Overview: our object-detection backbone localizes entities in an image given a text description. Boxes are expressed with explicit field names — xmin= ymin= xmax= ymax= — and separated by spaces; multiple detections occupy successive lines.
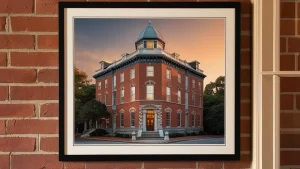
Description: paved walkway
xmin=79 ymin=135 xmax=223 ymax=144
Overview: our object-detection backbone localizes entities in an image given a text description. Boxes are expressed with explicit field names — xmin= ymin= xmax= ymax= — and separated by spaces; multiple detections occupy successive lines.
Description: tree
xmin=203 ymin=76 xmax=225 ymax=135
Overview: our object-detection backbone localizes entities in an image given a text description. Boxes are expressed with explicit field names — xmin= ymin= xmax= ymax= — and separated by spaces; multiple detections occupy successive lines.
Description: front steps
xmin=138 ymin=131 xmax=164 ymax=140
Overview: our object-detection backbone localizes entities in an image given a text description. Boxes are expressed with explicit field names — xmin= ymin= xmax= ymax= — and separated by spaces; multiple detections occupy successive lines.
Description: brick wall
xmin=280 ymin=0 xmax=300 ymax=168
xmin=0 ymin=0 xmax=251 ymax=169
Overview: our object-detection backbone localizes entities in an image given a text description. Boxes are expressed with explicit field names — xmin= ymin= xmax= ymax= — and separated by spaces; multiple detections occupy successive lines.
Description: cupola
xmin=135 ymin=21 xmax=165 ymax=50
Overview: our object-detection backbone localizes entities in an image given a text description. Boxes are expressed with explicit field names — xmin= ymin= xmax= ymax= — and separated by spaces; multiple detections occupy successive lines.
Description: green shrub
xmin=199 ymin=130 xmax=205 ymax=135
xmin=191 ymin=132 xmax=197 ymax=136
xmin=89 ymin=129 xmax=108 ymax=137
xmin=123 ymin=134 xmax=130 ymax=138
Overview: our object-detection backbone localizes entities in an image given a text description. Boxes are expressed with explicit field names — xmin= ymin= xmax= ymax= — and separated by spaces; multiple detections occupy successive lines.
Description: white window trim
xmin=146 ymin=84 xmax=154 ymax=100
xmin=120 ymin=88 xmax=124 ymax=103
xmin=131 ymin=85 xmax=135 ymax=101
xmin=165 ymin=108 xmax=172 ymax=128
xmin=177 ymin=89 xmax=181 ymax=104
xmin=120 ymin=73 xmax=124 ymax=82
xmin=105 ymin=79 xmax=108 ymax=88
xmin=166 ymin=69 xmax=171 ymax=80
xmin=191 ymin=113 xmax=195 ymax=127
xmin=130 ymin=69 xmax=135 ymax=79
xmin=166 ymin=87 xmax=171 ymax=102
xmin=130 ymin=111 xmax=135 ymax=128
xmin=98 ymin=81 xmax=101 ymax=90
xmin=178 ymin=73 xmax=181 ymax=83
xmin=120 ymin=110 xmax=124 ymax=128
xmin=146 ymin=66 xmax=154 ymax=77
xmin=177 ymin=110 xmax=182 ymax=127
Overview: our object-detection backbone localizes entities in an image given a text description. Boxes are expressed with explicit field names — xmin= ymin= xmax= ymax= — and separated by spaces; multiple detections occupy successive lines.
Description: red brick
xmin=281 ymin=113 xmax=300 ymax=128
xmin=11 ymin=52 xmax=58 ymax=66
xmin=0 ymin=52 xmax=7 ymax=66
xmin=40 ymin=103 xmax=58 ymax=117
xmin=0 ymin=0 xmax=34 ymax=13
xmin=40 ymin=137 xmax=58 ymax=152
xmin=0 ymin=69 xmax=36 ymax=83
xmin=223 ymin=154 xmax=251 ymax=169
xmin=281 ymin=37 xmax=287 ymax=53
xmin=65 ymin=162 xmax=85 ymax=169
xmin=288 ymin=37 xmax=300 ymax=52
xmin=241 ymin=16 xmax=250 ymax=31
xmin=0 ymin=104 xmax=35 ymax=117
xmin=241 ymin=136 xmax=250 ymax=151
xmin=0 ymin=86 xmax=8 ymax=101
xmin=241 ymin=35 xmax=250 ymax=49
xmin=241 ymin=86 xmax=251 ymax=100
xmin=144 ymin=161 xmax=195 ymax=169
xmin=86 ymin=162 xmax=142 ymax=169
xmin=0 ymin=137 xmax=35 ymax=152
xmin=36 ymin=0 xmax=86 ymax=14
xmin=0 ymin=17 xmax=6 ymax=31
xmin=38 ymin=69 xmax=58 ymax=83
xmin=281 ymin=151 xmax=300 ymax=165
xmin=280 ymin=20 xmax=296 ymax=35
xmin=281 ymin=134 xmax=300 ymax=148
xmin=280 ymin=94 xmax=294 ymax=110
xmin=197 ymin=162 xmax=223 ymax=169
xmin=240 ymin=102 xmax=250 ymax=116
xmin=0 ymin=155 xmax=9 ymax=169
xmin=37 ymin=35 xmax=58 ymax=49
xmin=280 ymin=54 xmax=295 ymax=71
xmin=0 ymin=35 xmax=34 ymax=49
xmin=241 ymin=50 xmax=250 ymax=66
xmin=0 ymin=120 xmax=5 ymax=135
xmin=241 ymin=119 xmax=250 ymax=134
xmin=281 ymin=2 xmax=296 ymax=18
xmin=11 ymin=155 xmax=62 ymax=169
xmin=240 ymin=69 xmax=250 ymax=83
xmin=297 ymin=95 xmax=300 ymax=110
xmin=11 ymin=17 xmax=58 ymax=32
xmin=7 ymin=120 xmax=58 ymax=134
xmin=281 ymin=77 xmax=300 ymax=92
xmin=10 ymin=86 xmax=58 ymax=100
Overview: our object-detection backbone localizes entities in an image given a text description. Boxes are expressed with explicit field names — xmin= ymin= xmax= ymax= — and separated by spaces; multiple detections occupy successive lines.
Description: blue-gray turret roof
xmin=137 ymin=21 xmax=163 ymax=41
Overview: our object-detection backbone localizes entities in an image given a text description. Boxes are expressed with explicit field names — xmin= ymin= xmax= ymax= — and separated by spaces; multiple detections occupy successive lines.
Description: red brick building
xmin=93 ymin=22 xmax=206 ymax=136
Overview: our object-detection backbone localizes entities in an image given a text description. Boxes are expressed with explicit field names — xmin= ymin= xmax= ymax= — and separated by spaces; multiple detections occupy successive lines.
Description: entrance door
xmin=146 ymin=110 xmax=154 ymax=131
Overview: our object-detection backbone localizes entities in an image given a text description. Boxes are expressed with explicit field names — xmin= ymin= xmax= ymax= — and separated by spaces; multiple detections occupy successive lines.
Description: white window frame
xmin=191 ymin=113 xmax=195 ymax=127
xmin=177 ymin=110 xmax=181 ymax=127
xmin=120 ymin=110 xmax=124 ymax=128
xmin=177 ymin=89 xmax=181 ymax=104
xmin=105 ymin=93 xmax=108 ymax=105
xmin=166 ymin=87 xmax=171 ymax=102
xmin=166 ymin=111 xmax=171 ymax=127
xmin=192 ymin=79 xmax=195 ymax=88
xmin=98 ymin=81 xmax=101 ymax=90
xmin=130 ymin=69 xmax=135 ymax=79
xmin=146 ymin=66 xmax=154 ymax=77
xmin=166 ymin=69 xmax=171 ymax=79
xmin=131 ymin=85 xmax=135 ymax=101
xmin=178 ymin=73 xmax=181 ymax=83
xmin=146 ymin=85 xmax=154 ymax=100
xmin=113 ymin=75 xmax=116 ymax=88
xmin=120 ymin=88 xmax=124 ymax=103
xmin=105 ymin=79 xmax=108 ymax=88
xmin=120 ymin=73 xmax=124 ymax=82
xmin=130 ymin=111 xmax=135 ymax=127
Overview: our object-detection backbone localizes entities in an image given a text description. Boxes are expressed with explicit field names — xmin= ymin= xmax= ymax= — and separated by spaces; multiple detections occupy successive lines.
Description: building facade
xmin=93 ymin=22 xmax=206 ymax=136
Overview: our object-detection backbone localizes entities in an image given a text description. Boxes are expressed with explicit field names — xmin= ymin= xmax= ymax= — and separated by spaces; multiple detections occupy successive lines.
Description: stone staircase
xmin=138 ymin=131 xmax=164 ymax=140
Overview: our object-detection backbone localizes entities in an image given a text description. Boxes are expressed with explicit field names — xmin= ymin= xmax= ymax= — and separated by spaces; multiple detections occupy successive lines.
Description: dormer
xmin=135 ymin=21 xmax=165 ymax=50
xmin=99 ymin=61 xmax=110 ymax=70
xmin=188 ymin=61 xmax=200 ymax=70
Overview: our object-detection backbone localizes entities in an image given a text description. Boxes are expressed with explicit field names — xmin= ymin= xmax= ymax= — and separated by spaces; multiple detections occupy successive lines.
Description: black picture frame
xmin=59 ymin=2 xmax=241 ymax=161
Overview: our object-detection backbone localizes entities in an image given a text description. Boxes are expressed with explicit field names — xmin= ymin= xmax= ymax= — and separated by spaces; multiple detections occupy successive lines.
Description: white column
xmin=143 ymin=110 xmax=146 ymax=131
xmin=154 ymin=110 xmax=158 ymax=132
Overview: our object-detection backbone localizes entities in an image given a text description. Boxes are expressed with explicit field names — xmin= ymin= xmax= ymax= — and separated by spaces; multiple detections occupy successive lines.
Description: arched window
xmin=177 ymin=110 xmax=182 ymax=127
xmin=120 ymin=109 xmax=124 ymax=127
xmin=129 ymin=107 xmax=136 ymax=127
xmin=191 ymin=112 xmax=195 ymax=127
xmin=165 ymin=107 xmax=172 ymax=127
xmin=166 ymin=87 xmax=171 ymax=102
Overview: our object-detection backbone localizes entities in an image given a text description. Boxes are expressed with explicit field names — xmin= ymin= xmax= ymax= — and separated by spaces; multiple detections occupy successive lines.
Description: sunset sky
xmin=74 ymin=18 xmax=225 ymax=87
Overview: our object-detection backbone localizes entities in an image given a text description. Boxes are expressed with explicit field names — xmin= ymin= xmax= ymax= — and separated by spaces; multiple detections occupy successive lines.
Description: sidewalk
xmin=79 ymin=135 xmax=223 ymax=143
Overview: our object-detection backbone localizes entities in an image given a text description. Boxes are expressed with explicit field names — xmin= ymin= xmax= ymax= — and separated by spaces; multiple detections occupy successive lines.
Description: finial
xmin=148 ymin=20 xmax=151 ymax=24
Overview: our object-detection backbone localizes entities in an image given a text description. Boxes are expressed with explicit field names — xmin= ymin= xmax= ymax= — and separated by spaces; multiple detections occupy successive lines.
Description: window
xmin=166 ymin=87 xmax=171 ymax=102
xmin=98 ymin=82 xmax=101 ymax=90
xmin=105 ymin=79 xmax=108 ymax=88
xmin=113 ymin=75 xmax=116 ymax=88
xmin=192 ymin=114 xmax=195 ymax=127
xmin=105 ymin=93 xmax=108 ymax=105
xmin=131 ymin=86 xmax=135 ymax=101
xmin=146 ymin=66 xmax=154 ymax=77
xmin=192 ymin=79 xmax=195 ymax=88
xmin=130 ymin=69 xmax=135 ymax=79
xmin=120 ymin=88 xmax=124 ymax=103
xmin=120 ymin=113 xmax=124 ymax=127
xmin=146 ymin=85 xmax=154 ymax=100
xmin=198 ymin=114 xmax=201 ymax=127
xmin=177 ymin=89 xmax=181 ymax=104
xmin=199 ymin=81 xmax=201 ymax=91
xmin=177 ymin=112 xmax=181 ymax=127
xmin=185 ymin=76 xmax=188 ymax=90
xmin=120 ymin=73 xmax=124 ymax=82
xmin=166 ymin=69 xmax=171 ymax=79
xmin=143 ymin=41 xmax=147 ymax=48
xmin=192 ymin=93 xmax=195 ymax=106
xmin=178 ymin=74 xmax=181 ymax=83
xmin=98 ymin=94 xmax=101 ymax=102
xmin=199 ymin=95 xmax=202 ymax=107
xmin=166 ymin=112 xmax=170 ymax=127
xmin=154 ymin=41 xmax=157 ymax=48
xmin=130 ymin=112 xmax=135 ymax=127
xmin=147 ymin=41 xmax=154 ymax=48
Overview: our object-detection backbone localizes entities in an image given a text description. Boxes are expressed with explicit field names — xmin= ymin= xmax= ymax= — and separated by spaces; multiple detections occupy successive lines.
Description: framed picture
xmin=59 ymin=2 xmax=241 ymax=161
